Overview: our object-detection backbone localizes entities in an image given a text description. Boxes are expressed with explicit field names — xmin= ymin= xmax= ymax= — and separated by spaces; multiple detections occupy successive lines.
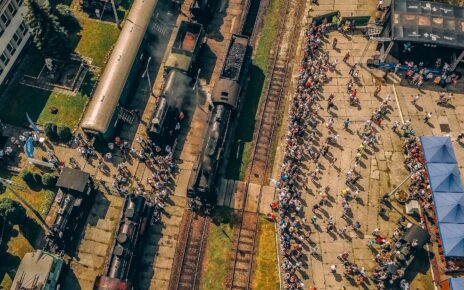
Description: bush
xmin=55 ymin=4 xmax=80 ymax=32
xmin=57 ymin=126 xmax=72 ymax=142
xmin=44 ymin=122 xmax=58 ymax=140
xmin=33 ymin=173 xmax=42 ymax=185
xmin=0 ymin=183 xmax=5 ymax=194
xmin=0 ymin=198 xmax=26 ymax=225
xmin=42 ymin=173 xmax=57 ymax=188
xmin=19 ymin=169 xmax=34 ymax=184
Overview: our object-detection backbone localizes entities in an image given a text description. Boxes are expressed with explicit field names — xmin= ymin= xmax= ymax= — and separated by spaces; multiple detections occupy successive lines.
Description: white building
xmin=0 ymin=0 xmax=30 ymax=88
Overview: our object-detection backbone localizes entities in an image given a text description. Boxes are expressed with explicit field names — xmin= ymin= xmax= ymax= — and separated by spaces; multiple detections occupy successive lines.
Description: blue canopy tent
xmin=433 ymin=192 xmax=464 ymax=224
xmin=450 ymin=277 xmax=464 ymax=290
xmin=427 ymin=163 xmax=464 ymax=193
xmin=439 ymin=223 xmax=464 ymax=258
xmin=420 ymin=136 xmax=457 ymax=164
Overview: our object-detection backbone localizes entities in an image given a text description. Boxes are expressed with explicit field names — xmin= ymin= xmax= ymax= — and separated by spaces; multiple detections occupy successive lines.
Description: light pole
xmin=142 ymin=56 xmax=154 ymax=96
xmin=110 ymin=0 xmax=121 ymax=29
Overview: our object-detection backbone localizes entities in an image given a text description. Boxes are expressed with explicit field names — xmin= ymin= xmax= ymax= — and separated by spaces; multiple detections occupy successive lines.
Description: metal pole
xmin=142 ymin=57 xmax=153 ymax=96
xmin=381 ymin=41 xmax=394 ymax=62
xmin=450 ymin=49 xmax=464 ymax=71
xmin=111 ymin=0 xmax=121 ymax=29
xmin=388 ymin=173 xmax=413 ymax=197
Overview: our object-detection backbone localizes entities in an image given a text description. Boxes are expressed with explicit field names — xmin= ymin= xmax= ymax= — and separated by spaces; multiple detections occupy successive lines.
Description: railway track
xmin=248 ymin=0 xmax=303 ymax=184
xmin=227 ymin=0 xmax=304 ymax=288
xmin=169 ymin=211 xmax=209 ymax=290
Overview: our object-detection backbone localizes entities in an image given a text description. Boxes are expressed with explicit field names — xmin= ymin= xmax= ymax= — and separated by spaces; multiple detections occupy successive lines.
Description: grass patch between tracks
xmin=200 ymin=207 xmax=238 ymax=290
xmin=225 ymin=0 xmax=285 ymax=180
xmin=253 ymin=215 xmax=279 ymax=290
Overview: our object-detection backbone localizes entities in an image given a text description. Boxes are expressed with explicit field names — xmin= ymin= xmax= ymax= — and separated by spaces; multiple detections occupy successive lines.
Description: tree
xmin=42 ymin=173 xmax=57 ymax=188
xmin=19 ymin=169 xmax=34 ymax=184
xmin=44 ymin=122 xmax=58 ymax=140
xmin=54 ymin=4 xmax=80 ymax=32
xmin=24 ymin=0 xmax=71 ymax=59
xmin=0 ymin=198 xmax=26 ymax=225
xmin=33 ymin=173 xmax=43 ymax=185
xmin=57 ymin=126 xmax=72 ymax=142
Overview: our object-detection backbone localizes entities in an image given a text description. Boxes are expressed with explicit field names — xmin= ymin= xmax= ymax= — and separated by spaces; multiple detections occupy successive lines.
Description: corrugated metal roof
xmin=81 ymin=0 xmax=157 ymax=134
xmin=56 ymin=167 xmax=90 ymax=193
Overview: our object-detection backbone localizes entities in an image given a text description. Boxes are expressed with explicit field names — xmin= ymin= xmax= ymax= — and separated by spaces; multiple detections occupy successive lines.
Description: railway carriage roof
xmin=81 ymin=0 xmax=157 ymax=133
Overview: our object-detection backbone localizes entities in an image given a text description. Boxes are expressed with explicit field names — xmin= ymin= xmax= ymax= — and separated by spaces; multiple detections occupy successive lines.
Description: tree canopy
xmin=24 ymin=0 xmax=71 ymax=59
xmin=0 ymin=198 xmax=26 ymax=225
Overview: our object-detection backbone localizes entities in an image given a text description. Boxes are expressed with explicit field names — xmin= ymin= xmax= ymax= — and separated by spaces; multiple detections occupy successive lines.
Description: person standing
xmin=343 ymin=118 xmax=351 ymax=129
xmin=424 ymin=112 xmax=432 ymax=123
xmin=343 ymin=52 xmax=350 ymax=63
xmin=412 ymin=94 xmax=420 ymax=105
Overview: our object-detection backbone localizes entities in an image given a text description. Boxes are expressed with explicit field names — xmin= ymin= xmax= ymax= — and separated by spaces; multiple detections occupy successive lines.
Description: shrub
xmin=33 ymin=173 xmax=42 ymax=185
xmin=0 ymin=182 xmax=5 ymax=194
xmin=0 ymin=198 xmax=26 ymax=225
xmin=57 ymin=126 xmax=72 ymax=142
xmin=55 ymin=4 xmax=80 ymax=32
xmin=42 ymin=173 xmax=57 ymax=188
xmin=19 ymin=169 xmax=34 ymax=184
xmin=44 ymin=122 xmax=58 ymax=140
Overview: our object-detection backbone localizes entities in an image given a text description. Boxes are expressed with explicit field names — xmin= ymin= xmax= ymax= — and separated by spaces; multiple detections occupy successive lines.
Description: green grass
xmin=73 ymin=17 xmax=120 ymax=67
xmin=200 ymin=208 xmax=238 ymax=290
xmin=0 ymin=84 xmax=88 ymax=128
xmin=253 ymin=216 xmax=279 ymax=290
xmin=37 ymin=92 xmax=88 ymax=128
xmin=0 ymin=170 xmax=56 ymax=288
xmin=225 ymin=0 xmax=284 ymax=180
xmin=0 ymin=170 xmax=56 ymax=218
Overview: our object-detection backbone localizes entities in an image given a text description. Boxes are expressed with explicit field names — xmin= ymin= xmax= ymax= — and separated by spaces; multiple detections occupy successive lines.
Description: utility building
xmin=0 ymin=0 xmax=30 ymax=91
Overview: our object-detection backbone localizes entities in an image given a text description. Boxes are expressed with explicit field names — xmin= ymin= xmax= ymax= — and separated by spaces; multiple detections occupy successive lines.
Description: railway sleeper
xmin=251 ymin=156 xmax=266 ymax=164
xmin=269 ymin=85 xmax=283 ymax=93
xmin=235 ymin=246 xmax=253 ymax=254
xmin=179 ymin=273 xmax=196 ymax=281
xmin=238 ymin=243 xmax=254 ymax=252
xmin=256 ymin=141 xmax=270 ymax=149
xmin=237 ymin=238 xmax=254 ymax=246
xmin=263 ymin=109 xmax=276 ymax=119
xmin=259 ymin=119 xmax=275 ymax=129
xmin=179 ymin=267 xmax=196 ymax=275
xmin=234 ymin=260 xmax=251 ymax=271
xmin=182 ymin=258 xmax=197 ymax=271
xmin=236 ymin=254 xmax=252 ymax=264
xmin=256 ymin=138 xmax=270 ymax=147
xmin=255 ymin=142 xmax=269 ymax=151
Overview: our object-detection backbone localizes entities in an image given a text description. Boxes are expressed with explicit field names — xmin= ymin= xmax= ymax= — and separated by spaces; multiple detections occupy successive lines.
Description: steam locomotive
xmin=190 ymin=0 xmax=217 ymax=23
xmin=94 ymin=195 xmax=154 ymax=290
xmin=148 ymin=21 xmax=205 ymax=149
xmin=45 ymin=168 xmax=94 ymax=253
xmin=188 ymin=34 xmax=250 ymax=209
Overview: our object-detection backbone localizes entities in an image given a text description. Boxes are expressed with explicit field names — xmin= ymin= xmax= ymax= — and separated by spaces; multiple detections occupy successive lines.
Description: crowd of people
xmin=73 ymin=132 xmax=177 ymax=225
xmin=270 ymin=15 xmax=434 ymax=289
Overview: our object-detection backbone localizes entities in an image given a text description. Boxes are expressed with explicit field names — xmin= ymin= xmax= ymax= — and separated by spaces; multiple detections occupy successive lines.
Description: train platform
xmin=269 ymin=0 xmax=464 ymax=289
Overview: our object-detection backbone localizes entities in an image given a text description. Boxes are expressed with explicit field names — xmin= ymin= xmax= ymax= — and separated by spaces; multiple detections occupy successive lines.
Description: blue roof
xmin=433 ymin=192 xmax=464 ymax=223
xmin=427 ymin=163 xmax=464 ymax=193
xmin=439 ymin=223 xmax=464 ymax=257
xmin=450 ymin=277 xmax=464 ymax=290
xmin=420 ymin=136 xmax=457 ymax=164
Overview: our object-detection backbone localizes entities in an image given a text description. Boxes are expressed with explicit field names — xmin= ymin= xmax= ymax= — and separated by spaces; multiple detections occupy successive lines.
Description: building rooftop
xmin=56 ymin=168 xmax=90 ymax=193
xmin=10 ymin=250 xmax=63 ymax=290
